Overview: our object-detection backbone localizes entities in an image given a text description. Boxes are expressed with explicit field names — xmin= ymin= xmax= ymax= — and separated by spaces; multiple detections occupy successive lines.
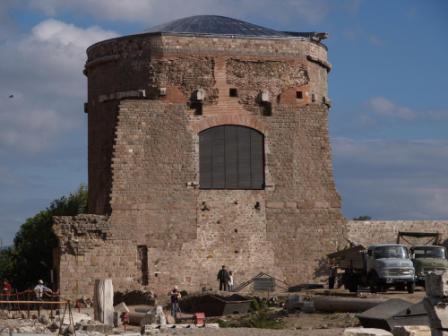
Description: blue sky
xmin=0 ymin=0 xmax=447 ymax=245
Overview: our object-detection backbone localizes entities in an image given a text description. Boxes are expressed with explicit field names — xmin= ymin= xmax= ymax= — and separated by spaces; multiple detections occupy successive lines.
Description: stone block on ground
xmin=0 ymin=310 xmax=11 ymax=319
xmin=155 ymin=305 xmax=166 ymax=326
xmin=140 ymin=311 xmax=156 ymax=326
xmin=392 ymin=325 xmax=431 ymax=336
xmin=423 ymin=297 xmax=448 ymax=330
xmin=165 ymin=312 xmax=175 ymax=324
xmin=286 ymin=294 xmax=303 ymax=311
xmin=77 ymin=321 xmax=114 ymax=333
xmin=60 ymin=311 xmax=91 ymax=325
xmin=114 ymin=302 xmax=130 ymax=313
xmin=205 ymin=323 xmax=220 ymax=329
xmin=426 ymin=272 xmax=448 ymax=298
xmin=38 ymin=314 xmax=50 ymax=325
xmin=11 ymin=333 xmax=53 ymax=336
xmin=93 ymin=278 xmax=114 ymax=326
xmin=344 ymin=327 xmax=393 ymax=336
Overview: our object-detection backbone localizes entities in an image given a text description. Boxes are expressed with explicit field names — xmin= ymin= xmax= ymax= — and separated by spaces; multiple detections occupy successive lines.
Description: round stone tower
xmin=57 ymin=15 xmax=344 ymax=298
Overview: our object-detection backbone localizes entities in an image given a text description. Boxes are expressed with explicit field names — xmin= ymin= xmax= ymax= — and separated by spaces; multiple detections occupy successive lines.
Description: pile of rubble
xmin=0 ymin=309 xmax=63 ymax=334
xmin=342 ymin=271 xmax=448 ymax=336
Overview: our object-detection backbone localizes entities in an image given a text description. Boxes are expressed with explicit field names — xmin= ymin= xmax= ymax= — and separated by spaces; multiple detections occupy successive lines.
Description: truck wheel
xmin=369 ymin=275 xmax=380 ymax=293
xmin=348 ymin=281 xmax=358 ymax=293
xmin=407 ymin=281 xmax=415 ymax=294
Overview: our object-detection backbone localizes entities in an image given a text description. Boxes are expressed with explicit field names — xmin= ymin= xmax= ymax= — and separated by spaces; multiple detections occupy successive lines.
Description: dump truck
xmin=411 ymin=245 xmax=448 ymax=286
xmin=328 ymin=244 xmax=415 ymax=293
xmin=396 ymin=231 xmax=448 ymax=287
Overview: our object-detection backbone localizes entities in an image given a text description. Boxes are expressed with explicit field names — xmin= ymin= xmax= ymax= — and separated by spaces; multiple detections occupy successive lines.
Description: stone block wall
xmin=54 ymin=29 xmax=348 ymax=299
xmin=53 ymin=18 xmax=448 ymax=301
xmin=84 ymin=33 xmax=331 ymax=215
xmin=53 ymin=215 xmax=142 ymax=299
xmin=346 ymin=220 xmax=448 ymax=247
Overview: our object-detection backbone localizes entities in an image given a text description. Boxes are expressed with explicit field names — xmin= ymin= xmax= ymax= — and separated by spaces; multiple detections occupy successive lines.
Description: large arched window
xmin=199 ymin=125 xmax=265 ymax=189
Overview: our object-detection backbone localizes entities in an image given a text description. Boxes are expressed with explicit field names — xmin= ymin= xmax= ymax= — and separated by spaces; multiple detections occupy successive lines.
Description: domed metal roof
xmin=147 ymin=15 xmax=289 ymax=37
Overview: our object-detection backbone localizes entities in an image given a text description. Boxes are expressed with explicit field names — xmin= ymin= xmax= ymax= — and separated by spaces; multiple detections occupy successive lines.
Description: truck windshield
xmin=373 ymin=246 xmax=409 ymax=259
xmin=412 ymin=246 xmax=446 ymax=259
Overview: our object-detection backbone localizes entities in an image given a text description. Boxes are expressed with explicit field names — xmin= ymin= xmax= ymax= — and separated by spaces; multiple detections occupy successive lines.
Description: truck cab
xmin=410 ymin=245 xmax=448 ymax=286
xmin=366 ymin=244 xmax=415 ymax=293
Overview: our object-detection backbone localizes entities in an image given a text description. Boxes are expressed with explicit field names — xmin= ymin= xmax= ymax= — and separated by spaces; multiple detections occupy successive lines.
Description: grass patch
xmin=218 ymin=299 xmax=285 ymax=329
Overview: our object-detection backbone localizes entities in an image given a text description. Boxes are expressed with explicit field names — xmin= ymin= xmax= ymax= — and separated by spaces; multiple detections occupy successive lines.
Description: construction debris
xmin=285 ymin=295 xmax=303 ymax=311
xmin=180 ymin=294 xmax=251 ymax=316
xmin=391 ymin=325 xmax=431 ymax=336
xmin=61 ymin=311 xmax=92 ymax=325
xmin=133 ymin=309 xmax=154 ymax=327
xmin=313 ymin=296 xmax=386 ymax=313
xmin=76 ymin=319 xmax=114 ymax=333
xmin=114 ymin=302 xmax=130 ymax=314
xmin=114 ymin=290 xmax=156 ymax=306
xmin=425 ymin=271 xmax=448 ymax=297
xmin=357 ymin=299 xmax=428 ymax=331
xmin=344 ymin=328 xmax=393 ymax=336
xmin=0 ymin=316 xmax=53 ymax=334
xmin=423 ymin=272 xmax=448 ymax=336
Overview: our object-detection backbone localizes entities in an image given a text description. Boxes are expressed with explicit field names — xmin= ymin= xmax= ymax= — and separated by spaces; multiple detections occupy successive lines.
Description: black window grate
xmin=199 ymin=125 xmax=265 ymax=189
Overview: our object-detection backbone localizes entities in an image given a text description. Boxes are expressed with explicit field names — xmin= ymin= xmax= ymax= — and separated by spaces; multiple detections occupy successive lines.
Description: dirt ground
xmin=0 ymin=287 xmax=427 ymax=335
xmin=154 ymin=328 xmax=345 ymax=336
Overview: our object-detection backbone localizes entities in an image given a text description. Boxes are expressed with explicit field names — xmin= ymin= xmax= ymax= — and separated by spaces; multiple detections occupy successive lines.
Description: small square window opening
xmin=229 ymin=88 xmax=238 ymax=97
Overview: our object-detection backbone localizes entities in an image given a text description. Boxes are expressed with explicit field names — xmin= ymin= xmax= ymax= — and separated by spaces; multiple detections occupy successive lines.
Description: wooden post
xmin=27 ymin=292 xmax=30 ymax=319
xmin=58 ymin=302 xmax=67 ymax=336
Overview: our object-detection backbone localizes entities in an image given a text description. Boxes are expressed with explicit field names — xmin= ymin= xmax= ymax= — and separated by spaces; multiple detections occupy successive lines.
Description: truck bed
xmin=328 ymin=245 xmax=366 ymax=270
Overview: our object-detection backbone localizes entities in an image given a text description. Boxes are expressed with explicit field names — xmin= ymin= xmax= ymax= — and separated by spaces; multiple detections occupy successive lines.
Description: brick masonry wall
xmin=54 ymin=31 xmax=346 ymax=299
xmin=55 ymin=28 xmax=448 ymax=301
xmin=84 ymin=34 xmax=330 ymax=215
xmin=346 ymin=220 xmax=448 ymax=247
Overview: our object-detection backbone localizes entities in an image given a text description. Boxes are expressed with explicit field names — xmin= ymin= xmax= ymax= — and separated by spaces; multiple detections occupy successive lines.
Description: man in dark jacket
xmin=217 ymin=265 xmax=230 ymax=291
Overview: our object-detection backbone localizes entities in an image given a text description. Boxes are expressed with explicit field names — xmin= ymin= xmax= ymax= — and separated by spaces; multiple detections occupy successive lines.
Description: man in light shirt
xmin=34 ymin=279 xmax=52 ymax=300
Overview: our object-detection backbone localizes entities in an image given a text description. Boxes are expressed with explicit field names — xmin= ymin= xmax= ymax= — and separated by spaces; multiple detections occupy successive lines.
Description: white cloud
xmin=368 ymin=97 xmax=417 ymax=120
xmin=366 ymin=97 xmax=448 ymax=122
xmin=26 ymin=0 xmax=336 ymax=25
xmin=32 ymin=19 xmax=117 ymax=49
xmin=332 ymin=138 xmax=448 ymax=219
xmin=0 ymin=19 xmax=117 ymax=153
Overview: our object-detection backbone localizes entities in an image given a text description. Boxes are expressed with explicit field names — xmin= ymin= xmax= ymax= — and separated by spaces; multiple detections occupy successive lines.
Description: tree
xmin=1 ymin=185 xmax=87 ymax=290
xmin=352 ymin=215 xmax=372 ymax=221
xmin=0 ymin=247 xmax=15 ymax=281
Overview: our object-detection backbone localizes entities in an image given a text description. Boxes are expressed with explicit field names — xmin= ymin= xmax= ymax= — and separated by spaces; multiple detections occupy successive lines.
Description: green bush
xmin=0 ymin=185 xmax=87 ymax=290
xmin=245 ymin=309 xmax=285 ymax=329
xmin=219 ymin=299 xmax=285 ymax=329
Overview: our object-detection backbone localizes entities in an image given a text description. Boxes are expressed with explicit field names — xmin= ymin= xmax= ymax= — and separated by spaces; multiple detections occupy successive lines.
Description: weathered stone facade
xmin=54 ymin=16 xmax=346 ymax=299
xmin=346 ymin=220 xmax=448 ymax=247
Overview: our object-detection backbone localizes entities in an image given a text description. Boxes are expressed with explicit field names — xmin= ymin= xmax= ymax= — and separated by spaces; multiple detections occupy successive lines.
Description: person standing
xmin=169 ymin=286 xmax=181 ymax=321
xmin=2 ymin=280 xmax=12 ymax=296
xmin=328 ymin=261 xmax=337 ymax=289
xmin=34 ymin=279 xmax=52 ymax=300
xmin=228 ymin=271 xmax=234 ymax=291
xmin=2 ymin=280 xmax=12 ymax=308
xmin=217 ymin=265 xmax=230 ymax=291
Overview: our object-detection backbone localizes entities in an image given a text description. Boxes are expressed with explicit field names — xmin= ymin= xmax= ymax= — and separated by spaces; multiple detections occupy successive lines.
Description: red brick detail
xmin=161 ymin=86 xmax=188 ymax=104
xmin=279 ymin=84 xmax=310 ymax=106
xmin=192 ymin=115 xmax=267 ymax=134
